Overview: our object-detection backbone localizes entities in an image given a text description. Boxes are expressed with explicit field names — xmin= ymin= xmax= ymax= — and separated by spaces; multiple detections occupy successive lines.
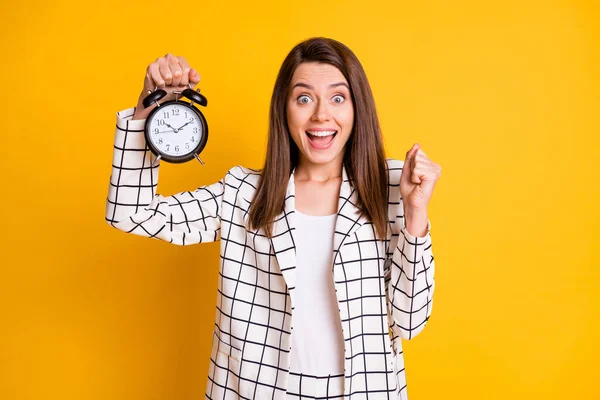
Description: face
xmin=286 ymin=62 xmax=354 ymax=167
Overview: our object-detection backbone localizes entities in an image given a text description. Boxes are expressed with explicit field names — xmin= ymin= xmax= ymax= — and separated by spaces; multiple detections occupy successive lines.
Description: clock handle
xmin=142 ymin=89 xmax=168 ymax=108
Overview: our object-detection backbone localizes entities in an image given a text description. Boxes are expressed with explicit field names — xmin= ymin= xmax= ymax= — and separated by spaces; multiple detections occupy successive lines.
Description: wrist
xmin=132 ymin=95 xmax=153 ymax=120
xmin=404 ymin=207 xmax=429 ymax=238
xmin=404 ymin=205 xmax=427 ymax=218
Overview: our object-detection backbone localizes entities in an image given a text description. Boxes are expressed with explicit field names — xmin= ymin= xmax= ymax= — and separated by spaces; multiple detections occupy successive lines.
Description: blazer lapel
xmin=270 ymin=170 xmax=298 ymax=306
xmin=333 ymin=165 xmax=369 ymax=253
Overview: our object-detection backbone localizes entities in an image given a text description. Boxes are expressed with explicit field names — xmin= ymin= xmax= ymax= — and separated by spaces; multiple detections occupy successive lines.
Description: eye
xmin=332 ymin=95 xmax=345 ymax=104
xmin=297 ymin=95 xmax=312 ymax=104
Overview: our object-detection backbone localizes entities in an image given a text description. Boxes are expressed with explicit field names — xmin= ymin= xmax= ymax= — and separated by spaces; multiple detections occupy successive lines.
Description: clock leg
xmin=151 ymin=155 xmax=162 ymax=167
xmin=194 ymin=154 xmax=205 ymax=165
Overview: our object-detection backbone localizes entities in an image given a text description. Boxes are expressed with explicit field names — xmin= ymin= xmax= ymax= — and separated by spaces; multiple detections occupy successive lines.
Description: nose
xmin=311 ymin=99 xmax=331 ymax=122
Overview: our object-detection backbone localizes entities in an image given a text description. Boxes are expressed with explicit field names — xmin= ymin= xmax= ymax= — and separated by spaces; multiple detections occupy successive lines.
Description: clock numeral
xmin=175 ymin=145 xmax=180 ymax=152
xmin=163 ymin=111 xmax=169 ymax=119
xmin=185 ymin=112 xmax=188 ymax=119
xmin=158 ymin=138 xmax=163 ymax=144
xmin=189 ymin=117 xmax=194 ymax=123
xmin=158 ymin=119 xmax=166 ymax=126
xmin=166 ymin=144 xmax=170 ymax=151
xmin=193 ymin=127 xmax=198 ymax=133
xmin=185 ymin=143 xmax=190 ymax=150
xmin=154 ymin=128 xmax=159 ymax=134
xmin=191 ymin=136 xmax=195 ymax=142
xmin=173 ymin=108 xmax=179 ymax=116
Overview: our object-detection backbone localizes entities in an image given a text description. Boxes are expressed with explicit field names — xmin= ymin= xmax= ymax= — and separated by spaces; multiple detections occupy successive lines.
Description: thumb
xmin=401 ymin=143 xmax=420 ymax=183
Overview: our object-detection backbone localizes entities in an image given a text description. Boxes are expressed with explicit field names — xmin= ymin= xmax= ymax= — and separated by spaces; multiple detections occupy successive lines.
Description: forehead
xmin=290 ymin=62 xmax=347 ymax=87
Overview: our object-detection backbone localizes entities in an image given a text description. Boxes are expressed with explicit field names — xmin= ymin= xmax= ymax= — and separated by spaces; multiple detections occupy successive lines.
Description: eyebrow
xmin=291 ymin=82 xmax=350 ymax=90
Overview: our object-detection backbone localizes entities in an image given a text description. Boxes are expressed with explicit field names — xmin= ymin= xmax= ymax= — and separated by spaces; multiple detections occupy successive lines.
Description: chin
xmin=302 ymin=147 xmax=344 ymax=165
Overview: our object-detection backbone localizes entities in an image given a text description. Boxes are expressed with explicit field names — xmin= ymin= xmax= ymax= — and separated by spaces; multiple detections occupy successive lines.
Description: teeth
xmin=306 ymin=130 xmax=336 ymax=137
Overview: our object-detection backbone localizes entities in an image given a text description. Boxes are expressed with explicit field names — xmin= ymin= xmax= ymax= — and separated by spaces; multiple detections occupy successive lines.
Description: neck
xmin=294 ymin=154 xmax=344 ymax=182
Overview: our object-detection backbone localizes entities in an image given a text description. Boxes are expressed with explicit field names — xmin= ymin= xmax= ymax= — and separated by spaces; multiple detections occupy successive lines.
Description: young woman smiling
xmin=106 ymin=37 xmax=442 ymax=400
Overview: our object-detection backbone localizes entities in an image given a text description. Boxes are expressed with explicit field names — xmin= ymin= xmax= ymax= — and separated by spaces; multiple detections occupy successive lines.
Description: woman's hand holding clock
xmin=131 ymin=53 xmax=209 ymax=165
xmin=133 ymin=54 xmax=201 ymax=120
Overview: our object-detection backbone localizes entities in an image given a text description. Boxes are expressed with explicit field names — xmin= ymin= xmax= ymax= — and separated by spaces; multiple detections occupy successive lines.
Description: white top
xmin=289 ymin=210 xmax=345 ymax=375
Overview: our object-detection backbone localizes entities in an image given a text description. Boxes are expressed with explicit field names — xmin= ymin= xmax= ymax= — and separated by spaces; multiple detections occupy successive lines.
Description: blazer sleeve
xmin=385 ymin=158 xmax=436 ymax=340
xmin=105 ymin=107 xmax=225 ymax=245
xmin=387 ymin=213 xmax=435 ymax=340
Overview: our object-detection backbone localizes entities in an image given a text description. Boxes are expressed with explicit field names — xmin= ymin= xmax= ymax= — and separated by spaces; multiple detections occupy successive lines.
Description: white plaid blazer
xmin=106 ymin=108 xmax=436 ymax=400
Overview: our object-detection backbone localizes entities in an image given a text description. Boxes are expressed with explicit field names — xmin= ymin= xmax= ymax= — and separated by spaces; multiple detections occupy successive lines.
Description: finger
xmin=414 ymin=160 xmax=438 ymax=176
xmin=424 ymin=163 xmax=442 ymax=181
xmin=401 ymin=144 xmax=421 ymax=190
xmin=411 ymin=171 xmax=422 ymax=184
xmin=177 ymin=56 xmax=191 ymax=71
xmin=407 ymin=144 xmax=420 ymax=170
xmin=405 ymin=143 xmax=419 ymax=159
xmin=415 ymin=159 xmax=442 ymax=184
xmin=414 ymin=164 xmax=441 ymax=190
xmin=413 ymin=156 xmax=435 ymax=174
xmin=414 ymin=148 xmax=428 ymax=162
xmin=162 ymin=53 xmax=181 ymax=86
xmin=419 ymin=171 xmax=439 ymax=194
xmin=168 ymin=59 xmax=183 ymax=87
xmin=412 ymin=166 xmax=437 ymax=185
xmin=179 ymin=66 xmax=190 ymax=86
xmin=158 ymin=62 xmax=173 ymax=86
xmin=401 ymin=144 xmax=419 ymax=187
xmin=148 ymin=63 xmax=165 ymax=88
xmin=189 ymin=68 xmax=201 ymax=85
xmin=176 ymin=56 xmax=191 ymax=86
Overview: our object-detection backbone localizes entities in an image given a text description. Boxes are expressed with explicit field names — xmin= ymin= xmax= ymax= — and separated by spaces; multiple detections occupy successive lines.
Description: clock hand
xmin=176 ymin=121 xmax=193 ymax=131
xmin=164 ymin=122 xmax=177 ymax=130
xmin=151 ymin=127 xmax=176 ymax=135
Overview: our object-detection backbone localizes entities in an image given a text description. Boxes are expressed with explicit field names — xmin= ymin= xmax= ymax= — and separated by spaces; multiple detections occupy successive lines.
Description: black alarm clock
xmin=142 ymin=85 xmax=208 ymax=166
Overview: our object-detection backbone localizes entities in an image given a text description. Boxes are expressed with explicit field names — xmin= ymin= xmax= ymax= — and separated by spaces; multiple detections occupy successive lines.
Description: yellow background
xmin=0 ymin=0 xmax=598 ymax=399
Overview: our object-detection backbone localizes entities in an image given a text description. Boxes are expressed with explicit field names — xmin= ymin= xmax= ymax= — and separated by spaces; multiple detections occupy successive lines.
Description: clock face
xmin=147 ymin=103 xmax=204 ymax=157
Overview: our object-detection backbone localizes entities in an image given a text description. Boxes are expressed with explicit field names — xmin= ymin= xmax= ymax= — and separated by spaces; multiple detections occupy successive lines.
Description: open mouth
xmin=305 ymin=130 xmax=338 ymax=148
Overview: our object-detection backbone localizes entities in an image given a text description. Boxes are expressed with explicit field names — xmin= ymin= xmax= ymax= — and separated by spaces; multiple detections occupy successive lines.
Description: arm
xmin=387 ymin=206 xmax=435 ymax=340
xmin=386 ymin=145 xmax=440 ymax=340
xmin=105 ymin=107 xmax=225 ymax=245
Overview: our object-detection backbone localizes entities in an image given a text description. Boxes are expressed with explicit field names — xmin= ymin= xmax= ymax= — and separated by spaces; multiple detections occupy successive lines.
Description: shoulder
xmin=385 ymin=158 xmax=407 ymax=186
xmin=223 ymin=165 xmax=262 ymax=192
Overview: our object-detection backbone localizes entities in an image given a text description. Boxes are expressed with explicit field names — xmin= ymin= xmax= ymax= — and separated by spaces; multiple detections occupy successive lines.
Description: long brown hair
xmin=248 ymin=37 xmax=388 ymax=239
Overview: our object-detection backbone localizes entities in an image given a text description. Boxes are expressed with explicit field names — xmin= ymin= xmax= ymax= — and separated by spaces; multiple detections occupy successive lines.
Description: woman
xmin=106 ymin=37 xmax=441 ymax=400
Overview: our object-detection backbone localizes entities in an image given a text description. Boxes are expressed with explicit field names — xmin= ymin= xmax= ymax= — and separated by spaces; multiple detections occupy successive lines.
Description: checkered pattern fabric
xmin=286 ymin=371 xmax=345 ymax=399
xmin=106 ymin=107 xmax=436 ymax=400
